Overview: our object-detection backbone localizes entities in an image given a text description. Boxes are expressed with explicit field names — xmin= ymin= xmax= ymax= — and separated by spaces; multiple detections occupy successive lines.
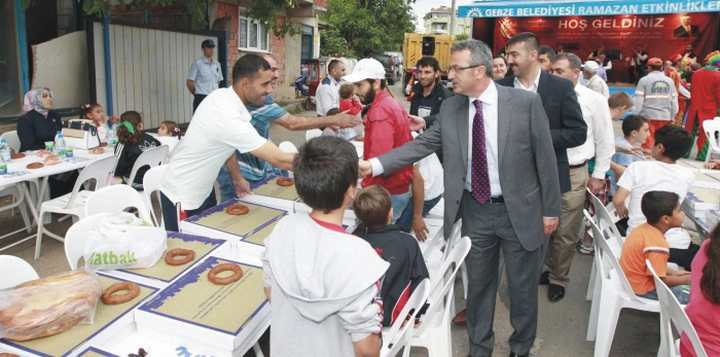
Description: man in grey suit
xmin=360 ymin=40 xmax=561 ymax=357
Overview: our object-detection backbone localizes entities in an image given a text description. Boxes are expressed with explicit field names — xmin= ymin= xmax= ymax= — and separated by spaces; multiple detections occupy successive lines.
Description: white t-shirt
xmin=617 ymin=160 xmax=695 ymax=248
xmin=161 ymin=87 xmax=266 ymax=209
xmin=417 ymin=153 xmax=443 ymax=200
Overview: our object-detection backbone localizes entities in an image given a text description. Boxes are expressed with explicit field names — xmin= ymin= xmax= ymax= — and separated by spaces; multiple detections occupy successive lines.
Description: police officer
xmin=187 ymin=39 xmax=223 ymax=113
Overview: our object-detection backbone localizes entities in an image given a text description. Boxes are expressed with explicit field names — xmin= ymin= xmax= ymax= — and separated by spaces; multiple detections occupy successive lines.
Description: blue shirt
xmin=188 ymin=57 xmax=223 ymax=95
xmin=237 ymin=96 xmax=289 ymax=181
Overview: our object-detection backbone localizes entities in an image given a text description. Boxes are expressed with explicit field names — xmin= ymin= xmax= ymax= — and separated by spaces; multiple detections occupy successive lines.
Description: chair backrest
xmin=587 ymin=213 xmax=640 ymax=300
xmin=381 ymin=279 xmax=429 ymax=357
xmin=0 ymin=255 xmax=39 ymax=289
xmin=305 ymin=129 xmax=322 ymax=141
xmin=647 ymin=260 xmax=708 ymax=357
xmin=0 ymin=130 xmax=20 ymax=153
xmin=84 ymin=184 xmax=154 ymax=223
xmin=278 ymin=141 xmax=299 ymax=154
xmin=143 ymin=165 xmax=167 ymax=227
xmin=587 ymin=189 xmax=624 ymax=251
xmin=702 ymin=117 xmax=720 ymax=161
xmin=441 ymin=219 xmax=463 ymax=262
xmin=418 ymin=236 xmax=472 ymax=333
xmin=127 ymin=145 xmax=169 ymax=186
xmin=67 ymin=156 xmax=117 ymax=208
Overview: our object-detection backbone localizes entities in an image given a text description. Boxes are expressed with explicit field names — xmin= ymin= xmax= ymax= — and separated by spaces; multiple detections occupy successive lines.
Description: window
xmin=301 ymin=25 xmax=313 ymax=61
xmin=238 ymin=15 xmax=270 ymax=52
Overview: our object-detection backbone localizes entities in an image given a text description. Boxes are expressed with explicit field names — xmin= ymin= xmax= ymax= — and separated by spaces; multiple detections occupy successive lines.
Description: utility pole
xmin=449 ymin=0 xmax=457 ymax=38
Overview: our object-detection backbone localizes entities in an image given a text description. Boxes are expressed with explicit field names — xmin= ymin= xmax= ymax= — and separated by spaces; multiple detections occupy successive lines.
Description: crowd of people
xmin=12 ymin=29 xmax=720 ymax=356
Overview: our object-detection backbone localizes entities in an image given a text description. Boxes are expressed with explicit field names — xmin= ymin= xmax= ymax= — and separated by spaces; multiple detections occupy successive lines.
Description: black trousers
xmin=160 ymin=190 xmax=216 ymax=232
xmin=192 ymin=94 xmax=207 ymax=113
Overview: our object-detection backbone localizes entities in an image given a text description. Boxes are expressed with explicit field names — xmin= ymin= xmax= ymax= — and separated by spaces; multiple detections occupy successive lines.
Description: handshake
xmin=358 ymin=160 xmax=373 ymax=177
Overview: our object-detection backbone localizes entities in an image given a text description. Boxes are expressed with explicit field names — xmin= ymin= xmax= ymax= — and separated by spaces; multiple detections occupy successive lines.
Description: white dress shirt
xmin=586 ymin=74 xmax=610 ymax=99
xmin=513 ymin=67 xmax=542 ymax=92
xmin=567 ymin=84 xmax=615 ymax=179
xmin=466 ymin=81 xmax=501 ymax=196
xmin=315 ymin=77 xmax=341 ymax=116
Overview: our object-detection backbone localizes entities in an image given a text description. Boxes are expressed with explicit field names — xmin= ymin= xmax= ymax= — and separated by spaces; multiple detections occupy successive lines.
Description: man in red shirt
xmin=685 ymin=50 xmax=720 ymax=160
xmin=343 ymin=58 xmax=414 ymax=222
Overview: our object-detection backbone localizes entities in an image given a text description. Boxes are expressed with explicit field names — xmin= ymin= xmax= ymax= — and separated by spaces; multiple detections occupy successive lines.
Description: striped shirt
xmin=620 ymin=223 xmax=670 ymax=295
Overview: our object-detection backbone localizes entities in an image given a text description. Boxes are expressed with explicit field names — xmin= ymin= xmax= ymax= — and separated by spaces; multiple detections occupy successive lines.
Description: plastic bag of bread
xmin=83 ymin=213 xmax=167 ymax=271
xmin=0 ymin=270 xmax=102 ymax=341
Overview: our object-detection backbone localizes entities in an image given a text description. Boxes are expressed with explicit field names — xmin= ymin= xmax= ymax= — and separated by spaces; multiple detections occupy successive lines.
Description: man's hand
xmin=543 ymin=217 xmax=559 ymax=236
xmin=587 ymin=177 xmax=605 ymax=195
xmin=408 ymin=115 xmax=426 ymax=131
xmin=359 ymin=160 xmax=373 ymax=177
xmin=615 ymin=204 xmax=629 ymax=218
xmin=331 ymin=111 xmax=361 ymax=129
xmin=233 ymin=176 xmax=252 ymax=197
xmin=412 ymin=215 xmax=429 ymax=241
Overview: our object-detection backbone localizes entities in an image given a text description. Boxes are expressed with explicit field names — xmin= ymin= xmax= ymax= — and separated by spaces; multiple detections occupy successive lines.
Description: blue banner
xmin=458 ymin=0 xmax=720 ymax=18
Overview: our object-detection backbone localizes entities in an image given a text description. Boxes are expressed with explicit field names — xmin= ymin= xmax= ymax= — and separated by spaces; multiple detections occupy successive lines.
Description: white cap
xmin=582 ymin=60 xmax=600 ymax=72
xmin=342 ymin=58 xmax=386 ymax=83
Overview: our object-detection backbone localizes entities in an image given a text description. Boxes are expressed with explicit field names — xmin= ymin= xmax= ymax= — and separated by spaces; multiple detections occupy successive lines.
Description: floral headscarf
xmin=705 ymin=50 xmax=720 ymax=69
xmin=22 ymin=88 xmax=53 ymax=117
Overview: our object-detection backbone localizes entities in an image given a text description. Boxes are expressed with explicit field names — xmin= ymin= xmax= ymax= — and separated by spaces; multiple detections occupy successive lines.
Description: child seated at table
xmin=609 ymin=115 xmax=649 ymax=194
xmin=157 ymin=120 xmax=182 ymax=152
xmin=81 ymin=103 xmax=118 ymax=144
xmin=114 ymin=111 xmax=161 ymax=189
xmin=353 ymin=185 xmax=429 ymax=326
xmin=608 ymin=92 xmax=633 ymax=121
xmin=613 ymin=125 xmax=700 ymax=270
xmin=619 ymin=190 xmax=690 ymax=304
xmin=262 ymin=136 xmax=388 ymax=357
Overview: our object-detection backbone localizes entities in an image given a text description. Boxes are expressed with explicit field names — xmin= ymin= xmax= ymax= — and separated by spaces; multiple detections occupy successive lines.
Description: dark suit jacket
xmin=497 ymin=71 xmax=586 ymax=193
xmin=377 ymin=84 xmax=561 ymax=250
xmin=673 ymin=25 xmax=700 ymax=38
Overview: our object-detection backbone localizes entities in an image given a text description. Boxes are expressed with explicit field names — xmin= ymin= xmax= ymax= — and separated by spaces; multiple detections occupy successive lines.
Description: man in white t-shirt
xmin=614 ymin=125 xmax=695 ymax=253
xmin=161 ymin=54 xmax=295 ymax=231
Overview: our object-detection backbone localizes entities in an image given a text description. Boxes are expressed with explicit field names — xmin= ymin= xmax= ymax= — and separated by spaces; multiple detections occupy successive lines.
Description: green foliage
xmin=455 ymin=33 xmax=469 ymax=41
xmin=321 ymin=0 xmax=415 ymax=58
xmin=245 ymin=0 xmax=300 ymax=36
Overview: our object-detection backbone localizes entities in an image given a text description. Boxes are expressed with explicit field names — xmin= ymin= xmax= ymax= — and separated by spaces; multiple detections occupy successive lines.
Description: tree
xmin=455 ymin=33 xmax=469 ymax=41
xmin=321 ymin=0 xmax=415 ymax=58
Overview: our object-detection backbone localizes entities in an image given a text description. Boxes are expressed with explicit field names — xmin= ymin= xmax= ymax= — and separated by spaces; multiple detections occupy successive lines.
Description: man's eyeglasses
xmin=449 ymin=64 xmax=482 ymax=72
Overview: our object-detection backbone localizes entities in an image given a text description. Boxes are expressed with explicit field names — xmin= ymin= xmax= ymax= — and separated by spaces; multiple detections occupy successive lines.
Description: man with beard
xmin=408 ymin=56 xmax=452 ymax=129
xmin=344 ymin=58 xmax=414 ymax=223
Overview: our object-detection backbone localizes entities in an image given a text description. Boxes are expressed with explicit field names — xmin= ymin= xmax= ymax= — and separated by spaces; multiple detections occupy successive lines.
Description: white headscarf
xmin=22 ymin=88 xmax=53 ymax=117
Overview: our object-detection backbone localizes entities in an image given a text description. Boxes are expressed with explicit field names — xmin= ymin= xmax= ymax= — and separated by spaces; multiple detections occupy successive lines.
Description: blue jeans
xmin=390 ymin=192 xmax=412 ymax=224
xmin=639 ymin=285 xmax=690 ymax=305
xmin=161 ymin=190 xmax=216 ymax=232
xmin=396 ymin=195 xmax=442 ymax=232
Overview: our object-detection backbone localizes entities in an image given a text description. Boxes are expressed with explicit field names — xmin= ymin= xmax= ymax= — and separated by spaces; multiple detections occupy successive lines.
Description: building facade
xmin=423 ymin=5 xmax=472 ymax=36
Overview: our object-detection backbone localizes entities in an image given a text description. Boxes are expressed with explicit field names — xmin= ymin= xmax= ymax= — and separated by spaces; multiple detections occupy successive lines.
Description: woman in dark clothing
xmin=114 ymin=111 xmax=160 ymax=189
xmin=17 ymin=88 xmax=63 ymax=152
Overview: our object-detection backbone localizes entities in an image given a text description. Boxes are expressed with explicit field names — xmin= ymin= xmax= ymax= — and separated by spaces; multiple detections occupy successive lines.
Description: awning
xmin=458 ymin=0 xmax=720 ymax=18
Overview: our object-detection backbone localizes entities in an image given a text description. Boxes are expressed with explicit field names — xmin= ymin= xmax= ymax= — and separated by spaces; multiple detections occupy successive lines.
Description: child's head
xmin=608 ymin=92 xmax=632 ymax=120
xmin=339 ymin=83 xmax=355 ymax=100
xmin=641 ymin=190 xmax=684 ymax=228
xmin=701 ymin=224 xmax=720 ymax=304
xmin=294 ymin=136 xmax=358 ymax=213
xmin=353 ymin=185 xmax=392 ymax=230
xmin=117 ymin=111 xmax=144 ymax=145
xmin=82 ymin=103 xmax=106 ymax=125
xmin=326 ymin=108 xmax=340 ymax=116
xmin=159 ymin=120 xmax=180 ymax=137
xmin=652 ymin=125 xmax=692 ymax=162
xmin=622 ymin=115 xmax=649 ymax=144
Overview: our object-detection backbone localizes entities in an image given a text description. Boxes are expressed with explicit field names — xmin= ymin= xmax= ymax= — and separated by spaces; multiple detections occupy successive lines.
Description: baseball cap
xmin=201 ymin=39 xmax=216 ymax=49
xmin=582 ymin=60 xmax=600 ymax=72
xmin=647 ymin=57 xmax=663 ymax=66
xmin=342 ymin=58 xmax=386 ymax=83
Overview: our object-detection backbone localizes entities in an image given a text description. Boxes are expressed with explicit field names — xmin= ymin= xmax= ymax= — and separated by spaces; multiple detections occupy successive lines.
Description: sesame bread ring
xmin=164 ymin=248 xmax=196 ymax=266
xmin=208 ymin=263 xmax=243 ymax=285
xmin=225 ymin=203 xmax=249 ymax=215
xmin=26 ymin=162 xmax=44 ymax=169
xmin=101 ymin=282 xmax=140 ymax=305
xmin=276 ymin=177 xmax=294 ymax=187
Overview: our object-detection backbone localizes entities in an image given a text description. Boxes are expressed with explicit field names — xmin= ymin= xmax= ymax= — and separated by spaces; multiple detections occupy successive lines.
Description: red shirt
xmin=686 ymin=68 xmax=720 ymax=131
xmin=362 ymin=90 xmax=413 ymax=194
xmin=339 ymin=98 xmax=362 ymax=116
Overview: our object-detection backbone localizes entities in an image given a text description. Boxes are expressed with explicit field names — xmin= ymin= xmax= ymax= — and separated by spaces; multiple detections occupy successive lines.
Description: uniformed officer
xmin=186 ymin=39 xmax=223 ymax=113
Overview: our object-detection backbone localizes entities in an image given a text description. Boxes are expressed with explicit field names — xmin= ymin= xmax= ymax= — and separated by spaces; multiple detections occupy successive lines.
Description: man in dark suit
xmin=674 ymin=14 xmax=700 ymax=38
xmin=497 ymin=32 xmax=586 ymax=194
xmin=360 ymin=39 xmax=561 ymax=357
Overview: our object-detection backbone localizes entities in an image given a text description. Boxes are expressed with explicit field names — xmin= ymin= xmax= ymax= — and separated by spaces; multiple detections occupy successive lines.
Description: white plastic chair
xmin=64 ymin=214 xmax=99 ymax=270
xmin=34 ymin=156 xmax=116 ymax=259
xmin=305 ymin=129 xmax=322 ymax=141
xmin=1 ymin=130 xmax=21 ymax=153
xmin=380 ymin=279 xmax=429 ymax=357
xmin=701 ymin=117 xmax=720 ymax=162
xmin=0 ymin=255 xmax=39 ymax=289
xmin=585 ymin=216 xmax=661 ymax=357
xmin=85 ymin=184 xmax=154 ymax=224
xmin=0 ymin=185 xmax=32 ymax=244
xmin=410 ymin=236 xmax=472 ymax=356
xmin=125 ymin=145 xmax=169 ymax=188
xmin=278 ymin=141 xmax=298 ymax=154
xmin=647 ymin=260 xmax=708 ymax=357
xmin=586 ymin=190 xmax=625 ymax=302
xmin=142 ymin=165 xmax=168 ymax=227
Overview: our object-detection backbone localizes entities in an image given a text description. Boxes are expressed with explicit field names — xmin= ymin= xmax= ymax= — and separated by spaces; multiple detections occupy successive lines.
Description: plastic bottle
xmin=54 ymin=131 xmax=66 ymax=154
xmin=0 ymin=138 xmax=10 ymax=162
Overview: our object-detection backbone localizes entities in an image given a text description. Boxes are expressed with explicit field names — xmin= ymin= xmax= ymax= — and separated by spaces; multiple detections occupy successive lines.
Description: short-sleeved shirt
xmin=187 ymin=57 xmax=223 ymax=95
xmin=315 ymin=77 xmax=341 ymax=116
xmin=237 ymin=96 xmax=289 ymax=182
xmin=161 ymin=87 xmax=266 ymax=209
xmin=620 ymin=223 xmax=670 ymax=295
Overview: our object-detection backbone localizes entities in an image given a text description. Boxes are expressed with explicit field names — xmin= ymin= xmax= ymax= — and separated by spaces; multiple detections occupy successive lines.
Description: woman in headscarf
xmin=17 ymin=88 xmax=63 ymax=152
